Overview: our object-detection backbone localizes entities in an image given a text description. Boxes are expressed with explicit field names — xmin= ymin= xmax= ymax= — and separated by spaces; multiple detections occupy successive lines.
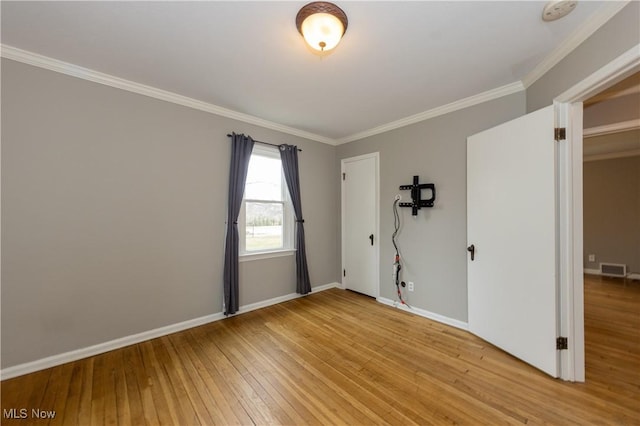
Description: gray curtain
xmin=223 ymin=133 xmax=254 ymax=315
xmin=279 ymin=144 xmax=312 ymax=295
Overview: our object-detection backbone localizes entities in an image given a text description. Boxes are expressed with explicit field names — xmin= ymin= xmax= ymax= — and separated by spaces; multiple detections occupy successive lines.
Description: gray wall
xmin=583 ymin=155 xmax=640 ymax=274
xmin=337 ymin=92 xmax=526 ymax=322
xmin=527 ymin=1 xmax=640 ymax=112
xmin=1 ymin=58 xmax=340 ymax=368
xmin=526 ymin=1 xmax=639 ymax=273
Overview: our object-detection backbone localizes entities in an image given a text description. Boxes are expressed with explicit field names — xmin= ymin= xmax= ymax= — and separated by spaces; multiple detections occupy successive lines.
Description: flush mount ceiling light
xmin=296 ymin=2 xmax=348 ymax=52
xmin=542 ymin=0 xmax=578 ymax=21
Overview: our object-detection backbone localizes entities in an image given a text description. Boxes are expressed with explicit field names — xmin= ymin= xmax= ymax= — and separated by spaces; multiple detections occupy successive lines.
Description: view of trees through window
xmin=245 ymin=202 xmax=283 ymax=251
xmin=244 ymin=152 xmax=286 ymax=252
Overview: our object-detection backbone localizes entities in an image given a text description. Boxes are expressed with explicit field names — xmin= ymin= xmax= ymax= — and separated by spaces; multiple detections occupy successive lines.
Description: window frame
xmin=239 ymin=145 xmax=294 ymax=261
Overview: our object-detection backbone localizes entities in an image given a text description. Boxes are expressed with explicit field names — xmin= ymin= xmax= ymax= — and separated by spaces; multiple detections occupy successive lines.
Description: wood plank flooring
xmin=2 ymin=275 xmax=639 ymax=425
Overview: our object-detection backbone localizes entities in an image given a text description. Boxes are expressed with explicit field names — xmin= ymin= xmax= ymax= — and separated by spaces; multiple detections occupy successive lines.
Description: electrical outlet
xmin=395 ymin=194 xmax=402 ymax=201
xmin=408 ymin=281 xmax=414 ymax=292
xmin=588 ymin=254 xmax=595 ymax=262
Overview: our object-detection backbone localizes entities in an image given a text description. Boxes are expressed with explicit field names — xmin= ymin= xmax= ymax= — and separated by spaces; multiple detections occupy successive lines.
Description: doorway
xmin=341 ymin=153 xmax=380 ymax=298
xmin=582 ymin=72 xmax=640 ymax=277
xmin=581 ymin=73 xmax=640 ymax=387
xmin=555 ymin=44 xmax=640 ymax=381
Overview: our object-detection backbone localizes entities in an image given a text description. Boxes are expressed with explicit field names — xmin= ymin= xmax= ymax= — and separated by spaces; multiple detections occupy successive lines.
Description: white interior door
xmin=342 ymin=153 xmax=379 ymax=297
xmin=467 ymin=105 xmax=559 ymax=377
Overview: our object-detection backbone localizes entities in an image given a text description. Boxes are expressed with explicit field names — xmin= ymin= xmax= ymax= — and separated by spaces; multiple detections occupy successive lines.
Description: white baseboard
xmin=313 ymin=282 xmax=340 ymax=293
xmin=376 ymin=297 xmax=468 ymax=331
xmin=0 ymin=282 xmax=339 ymax=381
xmin=584 ymin=268 xmax=640 ymax=281
xmin=236 ymin=282 xmax=338 ymax=315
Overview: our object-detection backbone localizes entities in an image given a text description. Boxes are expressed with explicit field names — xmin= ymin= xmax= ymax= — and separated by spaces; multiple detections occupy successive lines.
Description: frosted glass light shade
xmin=296 ymin=2 xmax=348 ymax=53
xmin=300 ymin=12 xmax=344 ymax=51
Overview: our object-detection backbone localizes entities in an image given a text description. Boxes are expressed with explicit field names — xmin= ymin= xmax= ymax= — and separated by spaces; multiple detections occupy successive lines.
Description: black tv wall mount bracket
xmin=399 ymin=175 xmax=436 ymax=216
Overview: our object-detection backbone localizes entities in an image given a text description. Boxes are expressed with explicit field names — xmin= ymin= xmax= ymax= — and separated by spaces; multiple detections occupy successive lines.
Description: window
xmin=239 ymin=145 xmax=294 ymax=258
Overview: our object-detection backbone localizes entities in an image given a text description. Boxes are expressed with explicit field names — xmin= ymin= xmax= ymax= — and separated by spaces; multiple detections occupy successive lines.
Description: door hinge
xmin=554 ymin=127 xmax=566 ymax=141
xmin=342 ymin=172 xmax=346 ymax=181
xmin=343 ymin=269 xmax=346 ymax=277
xmin=556 ymin=336 xmax=568 ymax=350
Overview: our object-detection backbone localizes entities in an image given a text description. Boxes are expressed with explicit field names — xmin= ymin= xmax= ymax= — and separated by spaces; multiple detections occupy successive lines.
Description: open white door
xmin=467 ymin=105 xmax=559 ymax=377
xmin=342 ymin=153 xmax=379 ymax=297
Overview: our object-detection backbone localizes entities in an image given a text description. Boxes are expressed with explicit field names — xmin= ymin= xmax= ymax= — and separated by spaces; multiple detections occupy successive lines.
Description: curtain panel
xmin=279 ymin=144 xmax=312 ymax=295
xmin=223 ymin=133 xmax=254 ymax=315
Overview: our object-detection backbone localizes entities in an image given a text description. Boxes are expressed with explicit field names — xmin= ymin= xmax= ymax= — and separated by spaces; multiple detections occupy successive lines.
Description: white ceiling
xmin=0 ymin=1 xmax=623 ymax=143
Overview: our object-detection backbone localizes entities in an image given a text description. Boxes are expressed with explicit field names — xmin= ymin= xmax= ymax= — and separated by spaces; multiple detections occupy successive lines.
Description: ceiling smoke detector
xmin=542 ymin=1 xmax=578 ymax=22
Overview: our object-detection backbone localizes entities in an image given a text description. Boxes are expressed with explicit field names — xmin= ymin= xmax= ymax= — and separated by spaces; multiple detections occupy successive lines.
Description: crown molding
xmin=585 ymin=83 xmax=640 ymax=106
xmin=522 ymin=1 xmax=630 ymax=89
xmin=2 ymin=44 xmax=526 ymax=147
xmin=555 ymin=43 xmax=640 ymax=103
xmin=0 ymin=44 xmax=337 ymax=146
xmin=583 ymin=119 xmax=640 ymax=138
xmin=336 ymin=81 xmax=525 ymax=144
xmin=583 ymin=149 xmax=640 ymax=162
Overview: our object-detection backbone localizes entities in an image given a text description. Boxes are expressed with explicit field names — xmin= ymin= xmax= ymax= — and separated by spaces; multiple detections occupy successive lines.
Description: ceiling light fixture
xmin=542 ymin=1 xmax=578 ymax=22
xmin=296 ymin=2 xmax=348 ymax=52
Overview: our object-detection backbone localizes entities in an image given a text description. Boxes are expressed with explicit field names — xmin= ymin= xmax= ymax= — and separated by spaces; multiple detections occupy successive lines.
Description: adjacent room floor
xmin=2 ymin=275 xmax=639 ymax=424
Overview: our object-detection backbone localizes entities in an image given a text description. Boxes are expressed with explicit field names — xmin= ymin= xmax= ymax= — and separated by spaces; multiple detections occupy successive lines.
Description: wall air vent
xmin=600 ymin=263 xmax=626 ymax=278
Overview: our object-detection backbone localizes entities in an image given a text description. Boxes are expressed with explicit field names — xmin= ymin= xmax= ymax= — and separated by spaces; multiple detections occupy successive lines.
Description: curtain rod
xmin=226 ymin=134 xmax=302 ymax=152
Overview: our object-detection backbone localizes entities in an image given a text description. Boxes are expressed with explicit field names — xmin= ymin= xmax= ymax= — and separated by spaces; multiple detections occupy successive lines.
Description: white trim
xmin=239 ymin=249 xmax=295 ymax=262
xmin=555 ymin=44 xmax=640 ymax=103
xmin=0 ymin=312 xmax=222 ymax=381
xmin=336 ymin=82 xmax=525 ymax=144
xmin=586 ymin=84 xmax=640 ymax=105
xmin=0 ymin=44 xmax=524 ymax=147
xmin=585 ymin=268 xmax=640 ymax=281
xmin=555 ymin=101 xmax=585 ymax=382
xmin=3 ymin=33 xmax=634 ymax=150
xmin=311 ymin=282 xmax=340 ymax=293
xmin=583 ymin=119 xmax=640 ymax=138
xmin=553 ymin=44 xmax=640 ymax=383
xmin=376 ymin=297 xmax=469 ymax=331
xmin=0 ymin=45 xmax=525 ymax=146
xmin=521 ymin=1 xmax=630 ymax=89
xmin=0 ymin=44 xmax=523 ymax=147
xmin=239 ymin=145 xmax=294 ymax=257
xmin=0 ymin=44 xmax=336 ymax=146
xmin=584 ymin=149 xmax=640 ymax=162
xmin=0 ymin=282 xmax=339 ymax=381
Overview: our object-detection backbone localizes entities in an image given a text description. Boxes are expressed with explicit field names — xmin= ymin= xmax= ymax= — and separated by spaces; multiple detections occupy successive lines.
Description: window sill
xmin=239 ymin=249 xmax=296 ymax=262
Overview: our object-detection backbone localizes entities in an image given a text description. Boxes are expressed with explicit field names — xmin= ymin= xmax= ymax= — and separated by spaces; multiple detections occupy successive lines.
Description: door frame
xmin=341 ymin=152 xmax=380 ymax=297
xmin=555 ymin=43 xmax=640 ymax=381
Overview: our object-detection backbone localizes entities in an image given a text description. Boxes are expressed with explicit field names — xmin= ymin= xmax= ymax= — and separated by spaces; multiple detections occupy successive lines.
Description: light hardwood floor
xmin=2 ymin=275 xmax=639 ymax=425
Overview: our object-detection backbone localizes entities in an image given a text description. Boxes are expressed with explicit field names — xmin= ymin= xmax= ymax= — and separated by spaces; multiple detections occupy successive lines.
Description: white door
xmin=342 ymin=153 xmax=379 ymax=297
xmin=467 ymin=105 xmax=559 ymax=377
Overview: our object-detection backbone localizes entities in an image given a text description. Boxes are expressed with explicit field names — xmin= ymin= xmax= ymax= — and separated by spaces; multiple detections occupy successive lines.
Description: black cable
xmin=392 ymin=199 xmax=400 ymax=254
xmin=392 ymin=199 xmax=410 ymax=308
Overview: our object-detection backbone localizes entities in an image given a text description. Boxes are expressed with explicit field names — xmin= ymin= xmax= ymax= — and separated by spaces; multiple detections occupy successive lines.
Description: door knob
xmin=467 ymin=244 xmax=475 ymax=261
xmin=369 ymin=234 xmax=374 ymax=246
